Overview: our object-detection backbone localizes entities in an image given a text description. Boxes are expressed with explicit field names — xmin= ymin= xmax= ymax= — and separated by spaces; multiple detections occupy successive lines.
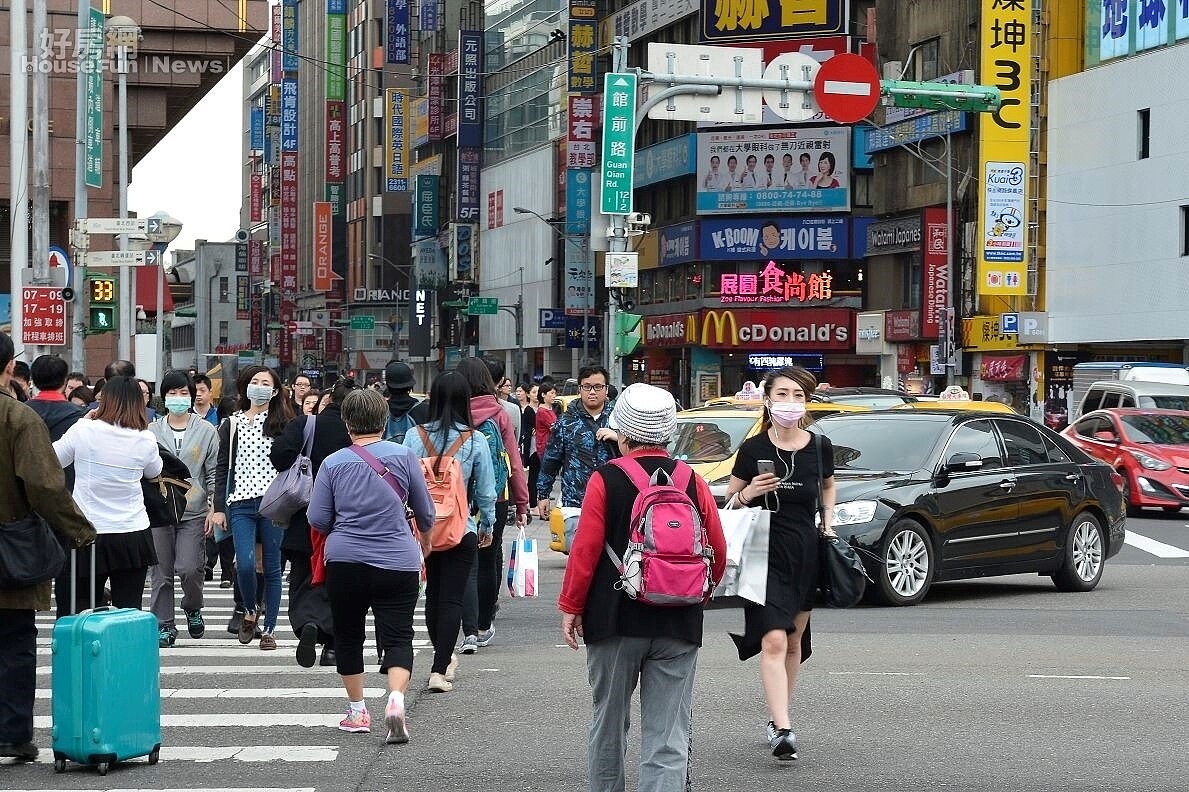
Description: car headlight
xmin=1126 ymin=448 xmax=1171 ymax=470
xmin=829 ymin=500 xmax=878 ymax=526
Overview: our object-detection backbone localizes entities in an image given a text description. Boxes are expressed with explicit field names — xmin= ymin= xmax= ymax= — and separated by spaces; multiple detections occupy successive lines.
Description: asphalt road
xmin=4 ymin=516 xmax=1187 ymax=792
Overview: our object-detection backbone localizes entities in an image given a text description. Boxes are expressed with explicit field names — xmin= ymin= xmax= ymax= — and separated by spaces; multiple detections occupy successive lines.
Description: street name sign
xmin=600 ymin=72 xmax=637 ymax=215
xmin=349 ymin=315 xmax=376 ymax=330
xmin=83 ymin=250 xmax=162 ymax=267
xmin=467 ymin=297 xmax=499 ymax=315
xmin=80 ymin=217 xmax=164 ymax=236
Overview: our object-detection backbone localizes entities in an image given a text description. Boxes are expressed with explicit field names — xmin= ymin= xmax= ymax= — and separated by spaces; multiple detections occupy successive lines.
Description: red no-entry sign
xmin=813 ymin=53 xmax=881 ymax=124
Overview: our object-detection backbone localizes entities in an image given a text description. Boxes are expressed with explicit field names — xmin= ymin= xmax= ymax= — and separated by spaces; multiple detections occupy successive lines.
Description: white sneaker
xmin=384 ymin=695 xmax=409 ymax=744
xmin=444 ymin=653 xmax=459 ymax=683
xmin=459 ymin=634 xmax=479 ymax=654
xmin=427 ymin=672 xmax=453 ymax=693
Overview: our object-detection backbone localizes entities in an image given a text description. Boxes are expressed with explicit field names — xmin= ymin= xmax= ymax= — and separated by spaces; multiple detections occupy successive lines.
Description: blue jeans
xmin=227 ymin=497 xmax=283 ymax=633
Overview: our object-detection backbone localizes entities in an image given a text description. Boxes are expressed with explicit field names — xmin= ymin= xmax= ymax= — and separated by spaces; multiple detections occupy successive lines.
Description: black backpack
xmin=142 ymin=444 xmax=193 ymax=527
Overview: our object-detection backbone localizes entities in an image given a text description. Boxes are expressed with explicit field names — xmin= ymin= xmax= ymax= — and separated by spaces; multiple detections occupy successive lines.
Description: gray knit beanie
xmin=609 ymin=383 xmax=677 ymax=445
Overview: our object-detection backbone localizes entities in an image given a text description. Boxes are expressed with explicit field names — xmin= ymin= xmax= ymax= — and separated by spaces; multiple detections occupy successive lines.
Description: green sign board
xmin=325 ymin=11 xmax=346 ymax=101
xmin=600 ymin=72 xmax=637 ymax=215
xmin=467 ymin=297 xmax=498 ymax=315
xmin=84 ymin=6 xmax=104 ymax=188
xmin=350 ymin=315 xmax=375 ymax=330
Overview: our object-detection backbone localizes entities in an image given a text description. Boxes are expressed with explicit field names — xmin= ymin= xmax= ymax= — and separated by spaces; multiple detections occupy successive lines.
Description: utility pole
xmin=71 ymin=0 xmax=89 ymax=373
xmin=604 ymin=38 xmax=632 ymax=386
xmin=9 ymin=0 xmax=29 ymax=359
xmin=108 ymin=16 xmax=140 ymax=361
xmin=31 ymin=0 xmax=50 ymax=360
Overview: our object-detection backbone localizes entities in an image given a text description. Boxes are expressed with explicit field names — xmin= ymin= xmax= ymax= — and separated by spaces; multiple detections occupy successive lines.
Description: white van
xmin=1075 ymin=379 xmax=1189 ymax=419
xmin=1070 ymin=362 xmax=1189 ymax=419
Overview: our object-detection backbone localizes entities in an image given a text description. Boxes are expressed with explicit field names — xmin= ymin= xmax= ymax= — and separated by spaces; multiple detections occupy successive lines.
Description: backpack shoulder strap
xmin=417 ymin=425 xmax=440 ymax=457
xmin=608 ymin=456 xmax=652 ymax=492
xmin=444 ymin=429 xmax=472 ymax=459
xmin=668 ymin=459 xmax=694 ymax=493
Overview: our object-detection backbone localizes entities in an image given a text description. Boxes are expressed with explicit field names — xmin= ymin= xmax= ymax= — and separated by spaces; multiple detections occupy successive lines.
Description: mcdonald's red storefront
xmin=632 ymin=308 xmax=870 ymax=404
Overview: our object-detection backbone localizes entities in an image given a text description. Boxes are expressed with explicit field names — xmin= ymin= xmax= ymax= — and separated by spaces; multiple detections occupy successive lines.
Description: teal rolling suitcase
xmin=50 ymin=549 xmax=161 ymax=775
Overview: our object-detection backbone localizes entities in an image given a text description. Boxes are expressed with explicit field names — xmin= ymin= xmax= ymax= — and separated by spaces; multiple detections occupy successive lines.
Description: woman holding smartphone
xmin=723 ymin=366 xmax=835 ymax=762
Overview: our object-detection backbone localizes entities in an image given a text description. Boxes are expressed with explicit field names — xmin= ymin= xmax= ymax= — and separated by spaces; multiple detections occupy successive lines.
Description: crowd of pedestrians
xmin=0 ymin=326 xmax=835 ymax=789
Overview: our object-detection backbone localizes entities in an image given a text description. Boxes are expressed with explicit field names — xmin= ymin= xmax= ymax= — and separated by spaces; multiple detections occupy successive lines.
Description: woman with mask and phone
xmin=723 ymin=366 xmax=836 ymax=762
xmin=148 ymin=371 xmax=220 ymax=648
xmin=211 ymin=365 xmax=295 ymax=650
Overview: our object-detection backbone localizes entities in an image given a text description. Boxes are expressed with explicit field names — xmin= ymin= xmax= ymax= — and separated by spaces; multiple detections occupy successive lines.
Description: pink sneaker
xmin=384 ymin=696 xmax=409 ymax=744
xmin=338 ymin=706 xmax=371 ymax=733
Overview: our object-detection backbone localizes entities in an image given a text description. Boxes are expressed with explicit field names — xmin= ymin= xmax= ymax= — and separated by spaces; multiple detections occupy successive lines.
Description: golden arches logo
xmin=701 ymin=310 xmax=739 ymax=346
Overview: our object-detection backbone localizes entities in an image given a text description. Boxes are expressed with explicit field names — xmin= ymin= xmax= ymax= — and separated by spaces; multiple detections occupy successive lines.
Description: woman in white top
xmin=210 ymin=365 xmax=294 ymax=650
xmin=53 ymin=375 xmax=163 ymax=610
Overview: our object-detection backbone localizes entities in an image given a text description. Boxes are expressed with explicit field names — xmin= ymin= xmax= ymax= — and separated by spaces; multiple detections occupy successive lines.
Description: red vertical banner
xmin=248 ymin=240 xmax=265 ymax=279
xmin=325 ymin=310 xmax=342 ymax=365
xmin=325 ymin=101 xmax=345 ymax=183
xmin=250 ymin=174 xmax=262 ymax=223
xmin=921 ymin=206 xmax=949 ymax=340
xmin=279 ymin=300 xmax=296 ymax=367
xmin=313 ymin=201 xmax=333 ymax=292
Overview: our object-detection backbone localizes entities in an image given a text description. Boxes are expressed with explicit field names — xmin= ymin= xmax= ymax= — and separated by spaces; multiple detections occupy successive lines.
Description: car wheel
xmin=1052 ymin=512 xmax=1105 ymax=592
xmin=1162 ymin=506 xmax=1182 ymax=514
xmin=874 ymin=519 xmax=934 ymax=606
xmin=1120 ymin=476 xmax=1142 ymax=518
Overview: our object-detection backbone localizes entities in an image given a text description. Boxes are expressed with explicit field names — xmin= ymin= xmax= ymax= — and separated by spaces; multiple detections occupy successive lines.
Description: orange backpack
xmin=415 ymin=426 xmax=472 ymax=552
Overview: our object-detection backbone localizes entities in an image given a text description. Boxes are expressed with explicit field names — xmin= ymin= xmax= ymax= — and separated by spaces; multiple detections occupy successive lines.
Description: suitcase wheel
xmin=54 ymin=758 xmax=66 ymax=773
xmin=97 ymin=761 xmax=110 ymax=776
xmin=149 ymin=745 xmax=161 ymax=765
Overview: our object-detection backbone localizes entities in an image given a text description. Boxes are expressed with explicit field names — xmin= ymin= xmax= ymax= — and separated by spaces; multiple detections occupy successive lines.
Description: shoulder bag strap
xmin=349 ymin=444 xmax=408 ymax=503
xmin=814 ymin=434 xmax=826 ymax=523
xmin=301 ymin=414 xmax=317 ymax=457
xmin=416 ymin=425 xmax=440 ymax=457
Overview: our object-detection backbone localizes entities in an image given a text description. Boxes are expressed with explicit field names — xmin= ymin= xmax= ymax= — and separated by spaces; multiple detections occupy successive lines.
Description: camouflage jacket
xmin=537 ymin=398 xmax=617 ymax=507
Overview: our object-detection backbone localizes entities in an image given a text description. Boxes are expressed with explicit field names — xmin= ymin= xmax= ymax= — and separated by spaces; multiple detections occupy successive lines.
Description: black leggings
xmin=424 ymin=532 xmax=478 ymax=674
xmin=325 ymin=562 xmax=420 ymax=676
xmin=477 ymin=502 xmax=508 ymax=631
xmin=55 ymin=545 xmax=146 ymax=616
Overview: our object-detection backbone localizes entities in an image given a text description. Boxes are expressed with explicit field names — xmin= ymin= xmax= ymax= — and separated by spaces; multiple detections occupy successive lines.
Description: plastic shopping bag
xmin=711 ymin=506 xmax=769 ymax=606
xmin=506 ymin=527 xmax=539 ymax=598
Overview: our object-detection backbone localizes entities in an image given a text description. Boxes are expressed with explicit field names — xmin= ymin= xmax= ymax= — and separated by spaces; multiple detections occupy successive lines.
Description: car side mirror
xmin=943 ymin=451 xmax=984 ymax=474
xmin=1092 ymin=430 xmax=1119 ymax=444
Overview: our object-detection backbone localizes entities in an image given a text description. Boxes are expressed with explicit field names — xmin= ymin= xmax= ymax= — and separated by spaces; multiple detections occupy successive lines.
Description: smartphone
xmin=756 ymin=459 xmax=776 ymax=477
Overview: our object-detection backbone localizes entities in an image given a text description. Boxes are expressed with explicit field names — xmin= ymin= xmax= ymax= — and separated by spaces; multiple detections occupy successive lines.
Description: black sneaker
xmin=158 ymin=625 xmax=178 ymax=649
xmin=227 ymin=607 xmax=245 ymax=635
xmin=296 ymin=624 xmax=318 ymax=668
xmin=770 ymin=729 xmax=798 ymax=760
xmin=185 ymin=609 xmax=205 ymax=639
xmin=204 ymin=567 xmax=214 ymax=582
xmin=319 ymin=647 xmax=337 ymax=667
xmin=0 ymin=741 xmax=39 ymax=761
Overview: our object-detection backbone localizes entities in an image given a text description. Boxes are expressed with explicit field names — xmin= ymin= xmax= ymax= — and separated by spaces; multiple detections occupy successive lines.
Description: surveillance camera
xmin=235 ymin=229 xmax=250 ymax=243
xmin=626 ymin=212 xmax=651 ymax=227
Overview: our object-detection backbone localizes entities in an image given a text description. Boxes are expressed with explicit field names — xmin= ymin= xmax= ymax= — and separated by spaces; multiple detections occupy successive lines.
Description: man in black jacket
xmin=25 ymin=356 xmax=84 ymax=493
xmin=270 ymin=377 xmax=353 ymax=667
xmin=382 ymin=361 xmax=427 ymax=440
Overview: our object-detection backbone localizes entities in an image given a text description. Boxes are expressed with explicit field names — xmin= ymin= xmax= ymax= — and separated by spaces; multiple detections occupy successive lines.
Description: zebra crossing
xmin=11 ymin=578 xmax=431 ymax=788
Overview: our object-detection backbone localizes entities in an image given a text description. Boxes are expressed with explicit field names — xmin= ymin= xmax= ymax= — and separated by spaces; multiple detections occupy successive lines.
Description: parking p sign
xmin=539 ymin=308 xmax=567 ymax=333
xmin=999 ymin=312 xmax=1018 ymax=335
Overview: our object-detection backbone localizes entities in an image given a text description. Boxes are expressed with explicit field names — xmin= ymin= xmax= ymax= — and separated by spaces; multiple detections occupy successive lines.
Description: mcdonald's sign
xmin=700 ymin=310 xmax=740 ymax=347
xmin=697 ymin=308 xmax=854 ymax=350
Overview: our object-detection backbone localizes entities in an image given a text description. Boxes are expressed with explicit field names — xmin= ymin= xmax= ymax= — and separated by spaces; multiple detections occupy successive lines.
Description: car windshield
xmin=671 ymin=416 xmax=756 ymax=463
xmin=817 ymin=417 xmax=943 ymax=471
xmin=827 ymin=394 xmax=912 ymax=409
xmin=1121 ymin=413 xmax=1189 ymax=445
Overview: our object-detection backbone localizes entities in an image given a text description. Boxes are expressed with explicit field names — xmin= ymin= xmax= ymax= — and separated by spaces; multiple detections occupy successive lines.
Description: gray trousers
xmin=586 ymin=636 xmax=698 ymax=792
xmin=150 ymin=516 xmax=207 ymax=627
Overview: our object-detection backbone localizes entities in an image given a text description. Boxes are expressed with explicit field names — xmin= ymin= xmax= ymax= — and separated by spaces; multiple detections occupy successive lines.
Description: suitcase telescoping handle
xmin=70 ymin=545 xmax=97 ymax=614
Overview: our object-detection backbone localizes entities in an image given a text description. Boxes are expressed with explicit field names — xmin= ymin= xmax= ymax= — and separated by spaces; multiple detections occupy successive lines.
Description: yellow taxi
xmin=890 ymin=387 xmax=1018 ymax=414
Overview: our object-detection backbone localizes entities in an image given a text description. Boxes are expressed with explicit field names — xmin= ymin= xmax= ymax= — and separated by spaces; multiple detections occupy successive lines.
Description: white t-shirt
xmin=54 ymin=419 xmax=163 ymax=534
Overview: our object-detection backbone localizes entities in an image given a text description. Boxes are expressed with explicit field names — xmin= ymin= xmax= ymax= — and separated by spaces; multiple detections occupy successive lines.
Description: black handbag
xmin=819 ymin=535 xmax=868 ymax=608
xmin=814 ymin=433 xmax=869 ymax=608
xmin=143 ymin=444 xmax=193 ymax=527
xmin=0 ymin=513 xmax=66 ymax=588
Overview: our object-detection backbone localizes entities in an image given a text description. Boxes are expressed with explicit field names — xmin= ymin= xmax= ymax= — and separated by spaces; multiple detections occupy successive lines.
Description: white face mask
xmin=245 ymin=384 xmax=275 ymax=406
xmin=767 ymin=400 xmax=806 ymax=428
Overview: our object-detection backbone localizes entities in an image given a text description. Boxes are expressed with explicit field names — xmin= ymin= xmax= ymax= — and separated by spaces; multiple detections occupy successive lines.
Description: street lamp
xmin=106 ymin=15 xmax=141 ymax=361
xmin=512 ymin=206 xmax=593 ymax=364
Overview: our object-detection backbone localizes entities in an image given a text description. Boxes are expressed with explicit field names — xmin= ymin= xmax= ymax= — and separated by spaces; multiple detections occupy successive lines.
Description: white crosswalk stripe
xmin=1123 ymin=529 xmax=1189 ymax=558
xmin=32 ymin=579 xmax=430 ymax=774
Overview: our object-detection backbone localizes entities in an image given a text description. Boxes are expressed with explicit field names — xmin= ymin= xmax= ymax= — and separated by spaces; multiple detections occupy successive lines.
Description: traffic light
xmin=87 ymin=275 xmax=117 ymax=334
xmin=614 ymin=312 xmax=642 ymax=357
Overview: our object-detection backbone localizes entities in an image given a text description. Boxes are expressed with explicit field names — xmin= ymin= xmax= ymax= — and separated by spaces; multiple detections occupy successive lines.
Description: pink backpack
xmin=603 ymin=458 xmax=714 ymax=607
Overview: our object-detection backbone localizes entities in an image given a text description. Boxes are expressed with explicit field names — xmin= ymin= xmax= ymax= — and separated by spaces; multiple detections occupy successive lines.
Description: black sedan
xmin=814 ymin=409 xmax=1127 ymax=606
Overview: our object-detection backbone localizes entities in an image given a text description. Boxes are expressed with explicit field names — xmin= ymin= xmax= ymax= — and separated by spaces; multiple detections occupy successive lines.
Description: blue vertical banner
xmin=565 ymin=168 xmax=592 ymax=235
xmin=281 ymin=0 xmax=299 ymax=72
xmin=457 ymin=30 xmax=483 ymax=149
xmin=385 ymin=88 xmax=409 ymax=192
xmin=387 ymin=0 xmax=409 ymax=64
xmin=415 ymin=175 xmax=440 ymax=236
xmin=250 ymin=107 xmax=265 ymax=151
xmin=456 ymin=147 xmax=481 ymax=221
xmin=280 ymin=78 xmax=298 ymax=151
xmin=420 ymin=0 xmax=440 ymax=32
